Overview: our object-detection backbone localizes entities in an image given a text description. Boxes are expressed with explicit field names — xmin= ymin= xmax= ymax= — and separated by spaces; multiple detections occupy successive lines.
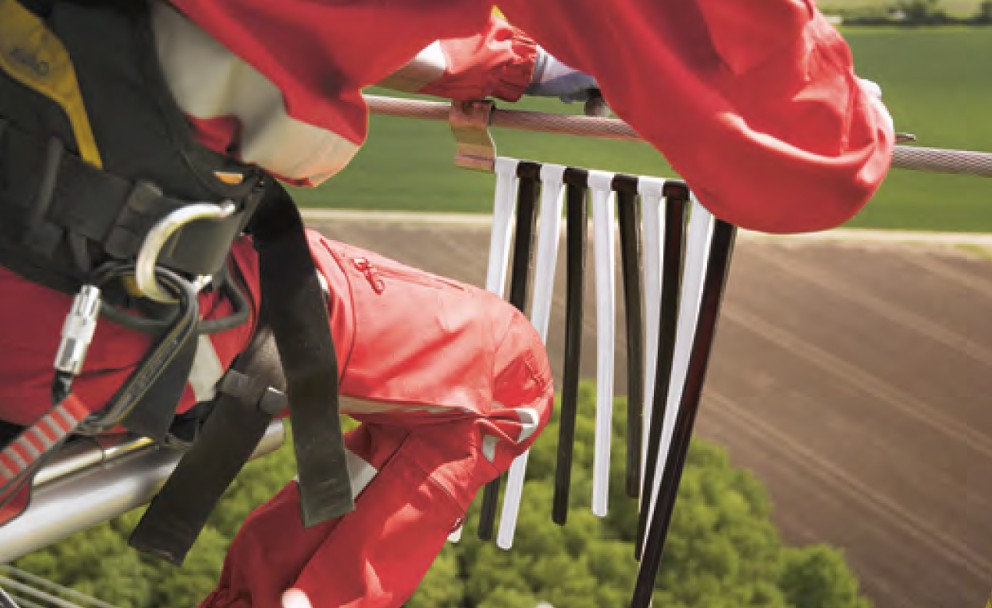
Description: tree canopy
xmin=14 ymin=383 xmax=871 ymax=608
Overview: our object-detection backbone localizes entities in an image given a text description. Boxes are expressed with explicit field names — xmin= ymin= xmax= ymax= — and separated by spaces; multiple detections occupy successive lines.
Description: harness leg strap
xmin=128 ymin=327 xmax=285 ymax=564
xmin=249 ymin=181 xmax=354 ymax=527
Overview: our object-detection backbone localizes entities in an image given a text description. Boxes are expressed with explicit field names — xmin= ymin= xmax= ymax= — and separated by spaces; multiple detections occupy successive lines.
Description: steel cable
xmin=364 ymin=95 xmax=992 ymax=178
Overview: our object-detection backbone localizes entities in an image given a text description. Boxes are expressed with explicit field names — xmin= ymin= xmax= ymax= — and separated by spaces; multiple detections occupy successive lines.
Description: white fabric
xmin=291 ymin=448 xmax=378 ymax=501
xmin=281 ymin=589 xmax=312 ymax=608
xmin=485 ymin=158 xmax=521 ymax=297
xmin=588 ymin=170 xmax=616 ymax=518
xmin=496 ymin=163 xmax=565 ymax=549
xmin=645 ymin=198 xmax=714 ymax=532
xmin=636 ymin=177 xmax=667 ymax=483
xmin=150 ymin=2 xmax=359 ymax=185
xmin=187 ymin=335 xmax=225 ymax=403
xmin=377 ymin=41 xmax=447 ymax=92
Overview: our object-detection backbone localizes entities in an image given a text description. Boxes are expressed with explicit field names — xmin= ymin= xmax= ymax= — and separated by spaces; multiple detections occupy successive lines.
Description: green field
xmin=293 ymin=27 xmax=992 ymax=233
xmin=818 ymin=0 xmax=985 ymax=18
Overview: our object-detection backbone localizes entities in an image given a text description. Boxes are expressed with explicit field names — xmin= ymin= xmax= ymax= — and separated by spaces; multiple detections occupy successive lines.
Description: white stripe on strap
xmin=645 ymin=197 xmax=714 ymax=530
xmin=589 ymin=169 xmax=617 ymax=518
xmin=485 ymin=158 xmax=521 ymax=297
xmin=496 ymin=164 xmax=565 ymax=550
xmin=636 ymin=177 xmax=666 ymax=481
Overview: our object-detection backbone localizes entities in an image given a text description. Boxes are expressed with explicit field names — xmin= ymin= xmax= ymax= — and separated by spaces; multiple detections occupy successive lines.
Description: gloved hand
xmin=525 ymin=47 xmax=598 ymax=102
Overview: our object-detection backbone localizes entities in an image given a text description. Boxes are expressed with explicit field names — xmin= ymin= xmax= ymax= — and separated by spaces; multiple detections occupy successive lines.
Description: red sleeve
xmin=497 ymin=0 xmax=894 ymax=233
xmin=171 ymin=0 xmax=892 ymax=234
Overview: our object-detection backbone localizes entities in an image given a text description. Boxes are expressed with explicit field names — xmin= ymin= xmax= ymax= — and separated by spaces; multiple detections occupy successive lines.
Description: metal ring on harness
xmin=135 ymin=202 xmax=237 ymax=303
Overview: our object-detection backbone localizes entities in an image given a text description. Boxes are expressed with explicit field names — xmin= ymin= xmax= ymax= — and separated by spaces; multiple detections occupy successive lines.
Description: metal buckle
xmin=134 ymin=202 xmax=236 ymax=303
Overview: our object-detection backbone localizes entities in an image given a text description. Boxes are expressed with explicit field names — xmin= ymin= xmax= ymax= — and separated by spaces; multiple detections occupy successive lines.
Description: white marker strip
xmin=637 ymin=177 xmax=666 ymax=477
xmin=496 ymin=164 xmax=566 ymax=549
xmin=485 ymin=158 xmax=521 ymax=297
xmin=457 ymin=157 xmax=521 ymax=547
xmin=588 ymin=169 xmax=616 ymax=518
xmin=645 ymin=198 xmax=714 ymax=529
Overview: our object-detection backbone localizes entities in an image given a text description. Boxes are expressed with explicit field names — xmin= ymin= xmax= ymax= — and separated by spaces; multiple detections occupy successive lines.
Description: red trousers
xmin=0 ymin=230 xmax=553 ymax=608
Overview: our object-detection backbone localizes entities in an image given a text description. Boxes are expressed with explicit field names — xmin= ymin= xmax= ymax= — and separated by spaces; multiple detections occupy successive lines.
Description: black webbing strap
xmin=129 ymin=182 xmax=353 ymax=561
xmin=478 ymin=170 xmax=540 ymax=541
xmin=0 ymin=125 xmax=250 ymax=286
xmin=631 ymin=220 xmax=737 ymax=608
xmin=552 ymin=174 xmax=588 ymax=525
xmin=617 ymin=189 xmax=644 ymax=499
xmin=128 ymin=328 xmax=285 ymax=564
xmin=635 ymin=195 xmax=687 ymax=559
xmin=118 ymin=335 xmax=197 ymax=441
xmin=250 ymin=181 xmax=353 ymax=527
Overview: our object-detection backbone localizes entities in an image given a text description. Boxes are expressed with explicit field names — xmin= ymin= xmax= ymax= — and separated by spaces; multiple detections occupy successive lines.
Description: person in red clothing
xmin=0 ymin=0 xmax=892 ymax=606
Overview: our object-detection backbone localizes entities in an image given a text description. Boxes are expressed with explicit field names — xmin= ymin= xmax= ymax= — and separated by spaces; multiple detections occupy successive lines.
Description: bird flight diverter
xmin=477 ymin=156 xmax=737 ymax=608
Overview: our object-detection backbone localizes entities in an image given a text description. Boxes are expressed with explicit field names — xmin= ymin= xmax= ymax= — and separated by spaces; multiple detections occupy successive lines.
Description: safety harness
xmin=0 ymin=0 xmax=353 ymax=563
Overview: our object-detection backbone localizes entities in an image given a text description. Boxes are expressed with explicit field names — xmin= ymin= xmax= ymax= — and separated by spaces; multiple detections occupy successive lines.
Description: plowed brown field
xmin=313 ymin=216 xmax=992 ymax=608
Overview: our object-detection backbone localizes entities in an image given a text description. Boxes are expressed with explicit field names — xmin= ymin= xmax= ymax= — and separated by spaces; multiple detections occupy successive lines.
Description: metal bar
xmin=0 ymin=567 xmax=116 ymax=608
xmin=0 ymin=576 xmax=86 ymax=608
xmin=553 ymin=176 xmax=589 ymax=525
xmin=589 ymin=170 xmax=617 ymax=518
xmin=0 ymin=421 xmax=284 ymax=563
xmin=8 ymin=594 xmax=47 ymax=608
xmin=478 ymin=168 xmax=540 ymax=540
xmin=635 ymin=195 xmax=687 ymax=559
xmin=617 ymin=190 xmax=644 ymax=499
xmin=497 ymin=164 xmax=567 ymax=550
xmin=365 ymin=94 xmax=992 ymax=178
xmin=631 ymin=220 xmax=736 ymax=608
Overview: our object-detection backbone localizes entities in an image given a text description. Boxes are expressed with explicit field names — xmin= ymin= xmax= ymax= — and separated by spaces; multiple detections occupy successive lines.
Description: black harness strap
xmin=117 ymin=330 xmax=198 ymax=441
xmin=129 ymin=181 xmax=354 ymax=561
xmin=1 ymin=0 xmax=353 ymax=551
xmin=552 ymin=172 xmax=588 ymax=525
xmin=129 ymin=327 xmax=285 ymax=565
xmin=617 ymin=188 xmax=644 ymax=500
xmin=0 ymin=122 xmax=253 ymax=291
xmin=250 ymin=181 xmax=354 ymax=528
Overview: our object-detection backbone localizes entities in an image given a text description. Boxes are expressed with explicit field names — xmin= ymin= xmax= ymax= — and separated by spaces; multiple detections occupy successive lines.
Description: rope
xmin=363 ymin=94 xmax=992 ymax=179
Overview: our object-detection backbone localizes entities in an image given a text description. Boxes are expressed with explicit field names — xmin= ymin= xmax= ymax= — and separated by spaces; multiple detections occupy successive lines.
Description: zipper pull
xmin=352 ymin=257 xmax=385 ymax=294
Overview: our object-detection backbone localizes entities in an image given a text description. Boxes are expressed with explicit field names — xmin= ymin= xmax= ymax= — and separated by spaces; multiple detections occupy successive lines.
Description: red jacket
xmin=169 ymin=0 xmax=894 ymax=233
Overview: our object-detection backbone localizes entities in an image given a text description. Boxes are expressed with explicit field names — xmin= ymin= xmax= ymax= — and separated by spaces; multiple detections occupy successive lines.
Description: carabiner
xmin=134 ymin=202 xmax=237 ymax=303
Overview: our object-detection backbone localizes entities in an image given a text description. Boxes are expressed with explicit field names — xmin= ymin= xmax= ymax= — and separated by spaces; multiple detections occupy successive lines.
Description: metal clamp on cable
xmin=450 ymin=100 xmax=496 ymax=172
xmin=135 ymin=202 xmax=237 ymax=303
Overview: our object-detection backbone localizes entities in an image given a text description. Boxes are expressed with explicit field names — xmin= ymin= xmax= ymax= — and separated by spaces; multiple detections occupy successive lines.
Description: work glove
xmin=525 ymin=46 xmax=598 ymax=103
